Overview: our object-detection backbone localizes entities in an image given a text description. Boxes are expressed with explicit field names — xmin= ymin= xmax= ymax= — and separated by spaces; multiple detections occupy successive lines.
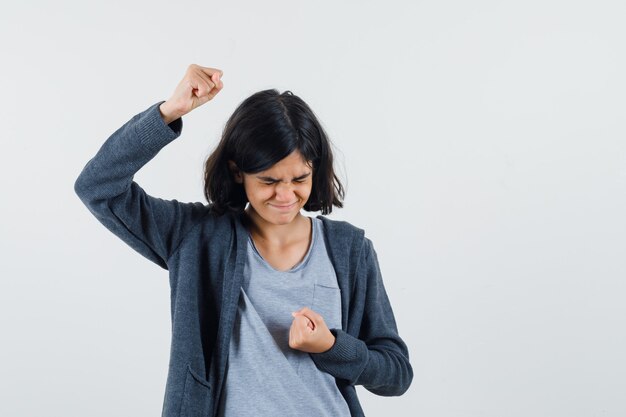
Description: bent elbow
xmin=74 ymin=173 xmax=92 ymax=202
xmin=74 ymin=177 xmax=85 ymax=199
xmin=365 ymin=360 xmax=414 ymax=396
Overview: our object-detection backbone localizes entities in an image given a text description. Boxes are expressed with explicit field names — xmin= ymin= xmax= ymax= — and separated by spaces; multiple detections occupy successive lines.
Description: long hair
xmin=204 ymin=89 xmax=344 ymax=215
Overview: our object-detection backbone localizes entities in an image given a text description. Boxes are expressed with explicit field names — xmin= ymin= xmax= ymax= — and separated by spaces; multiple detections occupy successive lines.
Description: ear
xmin=228 ymin=160 xmax=244 ymax=184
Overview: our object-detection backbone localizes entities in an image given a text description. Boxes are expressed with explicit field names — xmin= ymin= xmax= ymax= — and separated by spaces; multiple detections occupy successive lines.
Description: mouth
xmin=269 ymin=201 xmax=299 ymax=210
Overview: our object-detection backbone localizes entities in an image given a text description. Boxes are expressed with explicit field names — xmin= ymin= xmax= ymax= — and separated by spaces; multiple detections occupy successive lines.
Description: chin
xmin=271 ymin=211 xmax=300 ymax=224
xmin=261 ymin=208 xmax=301 ymax=225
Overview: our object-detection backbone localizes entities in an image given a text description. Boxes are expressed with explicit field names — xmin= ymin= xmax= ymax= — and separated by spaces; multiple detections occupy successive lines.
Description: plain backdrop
xmin=1 ymin=1 xmax=625 ymax=416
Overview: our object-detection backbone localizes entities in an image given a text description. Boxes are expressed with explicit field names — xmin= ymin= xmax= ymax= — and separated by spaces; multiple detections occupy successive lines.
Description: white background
xmin=1 ymin=1 xmax=625 ymax=416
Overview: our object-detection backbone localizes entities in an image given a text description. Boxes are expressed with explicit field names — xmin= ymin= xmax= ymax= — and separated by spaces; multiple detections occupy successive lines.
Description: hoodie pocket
xmin=180 ymin=363 xmax=212 ymax=417
xmin=311 ymin=283 xmax=342 ymax=331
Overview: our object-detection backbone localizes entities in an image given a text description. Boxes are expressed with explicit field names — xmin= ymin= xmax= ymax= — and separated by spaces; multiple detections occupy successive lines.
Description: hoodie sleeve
xmin=309 ymin=237 xmax=414 ymax=396
xmin=74 ymin=100 xmax=208 ymax=270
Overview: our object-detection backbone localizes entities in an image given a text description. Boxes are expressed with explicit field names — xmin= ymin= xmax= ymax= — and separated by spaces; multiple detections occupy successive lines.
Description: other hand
xmin=288 ymin=307 xmax=336 ymax=353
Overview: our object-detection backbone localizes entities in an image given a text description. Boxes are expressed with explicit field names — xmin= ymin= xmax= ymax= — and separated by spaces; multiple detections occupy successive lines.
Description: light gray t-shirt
xmin=216 ymin=216 xmax=351 ymax=417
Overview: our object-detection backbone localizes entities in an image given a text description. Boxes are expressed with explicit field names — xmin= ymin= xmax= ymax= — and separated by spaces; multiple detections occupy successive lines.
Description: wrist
xmin=159 ymin=101 xmax=181 ymax=125
xmin=323 ymin=329 xmax=337 ymax=352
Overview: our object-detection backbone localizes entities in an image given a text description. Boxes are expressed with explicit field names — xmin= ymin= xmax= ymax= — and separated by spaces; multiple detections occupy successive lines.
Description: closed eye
xmin=258 ymin=173 xmax=311 ymax=184
xmin=263 ymin=179 xmax=307 ymax=185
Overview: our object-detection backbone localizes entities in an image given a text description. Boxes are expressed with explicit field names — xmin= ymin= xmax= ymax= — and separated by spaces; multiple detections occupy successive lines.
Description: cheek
xmin=246 ymin=185 xmax=273 ymax=202
xmin=299 ymin=183 xmax=313 ymax=199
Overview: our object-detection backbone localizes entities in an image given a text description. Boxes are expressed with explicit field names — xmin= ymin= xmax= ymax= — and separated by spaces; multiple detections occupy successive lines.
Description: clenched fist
xmin=289 ymin=307 xmax=336 ymax=353
xmin=159 ymin=64 xmax=224 ymax=124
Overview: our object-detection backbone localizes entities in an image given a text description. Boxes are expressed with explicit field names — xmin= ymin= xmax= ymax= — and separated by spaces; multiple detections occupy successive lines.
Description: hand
xmin=288 ymin=307 xmax=336 ymax=353
xmin=159 ymin=64 xmax=224 ymax=123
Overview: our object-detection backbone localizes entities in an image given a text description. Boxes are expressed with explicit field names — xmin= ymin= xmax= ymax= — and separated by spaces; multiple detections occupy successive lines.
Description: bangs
xmin=228 ymin=104 xmax=319 ymax=174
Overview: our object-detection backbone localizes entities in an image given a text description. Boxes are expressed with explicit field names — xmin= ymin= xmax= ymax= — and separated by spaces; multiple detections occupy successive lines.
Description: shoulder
xmin=316 ymin=215 xmax=365 ymax=240
xmin=192 ymin=204 xmax=242 ymax=237
xmin=315 ymin=215 xmax=372 ymax=259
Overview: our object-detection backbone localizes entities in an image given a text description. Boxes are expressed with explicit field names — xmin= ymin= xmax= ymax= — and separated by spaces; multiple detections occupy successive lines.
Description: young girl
xmin=74 ymin=64 xmax=412 ymax=417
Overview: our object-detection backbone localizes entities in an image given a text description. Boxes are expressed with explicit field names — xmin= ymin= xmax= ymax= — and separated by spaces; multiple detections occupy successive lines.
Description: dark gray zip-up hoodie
xmin=74 ymin=100 xmax=413 ymax=417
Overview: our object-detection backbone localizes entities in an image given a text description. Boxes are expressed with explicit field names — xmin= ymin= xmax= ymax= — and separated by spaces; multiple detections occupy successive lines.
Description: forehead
xmin=259 ymin=151 xmax=312 ymax=175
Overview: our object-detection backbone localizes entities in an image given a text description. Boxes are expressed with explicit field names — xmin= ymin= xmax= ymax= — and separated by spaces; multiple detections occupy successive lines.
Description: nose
xmin=274 ymin=182 xmax=297 ymax=203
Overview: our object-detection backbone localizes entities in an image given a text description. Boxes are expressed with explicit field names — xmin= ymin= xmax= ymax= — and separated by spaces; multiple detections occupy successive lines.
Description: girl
xmin=75 ymin=64 xmax=412 ymax=417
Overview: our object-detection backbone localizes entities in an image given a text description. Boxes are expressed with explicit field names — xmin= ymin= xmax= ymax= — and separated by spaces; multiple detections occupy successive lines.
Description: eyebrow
xmin=256 ymin=172 xmax=312 ymax=182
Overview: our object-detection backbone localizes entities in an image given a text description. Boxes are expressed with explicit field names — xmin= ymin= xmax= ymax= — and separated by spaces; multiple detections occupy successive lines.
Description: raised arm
xmin=74 ymin=64 xmax=224 ymax=269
